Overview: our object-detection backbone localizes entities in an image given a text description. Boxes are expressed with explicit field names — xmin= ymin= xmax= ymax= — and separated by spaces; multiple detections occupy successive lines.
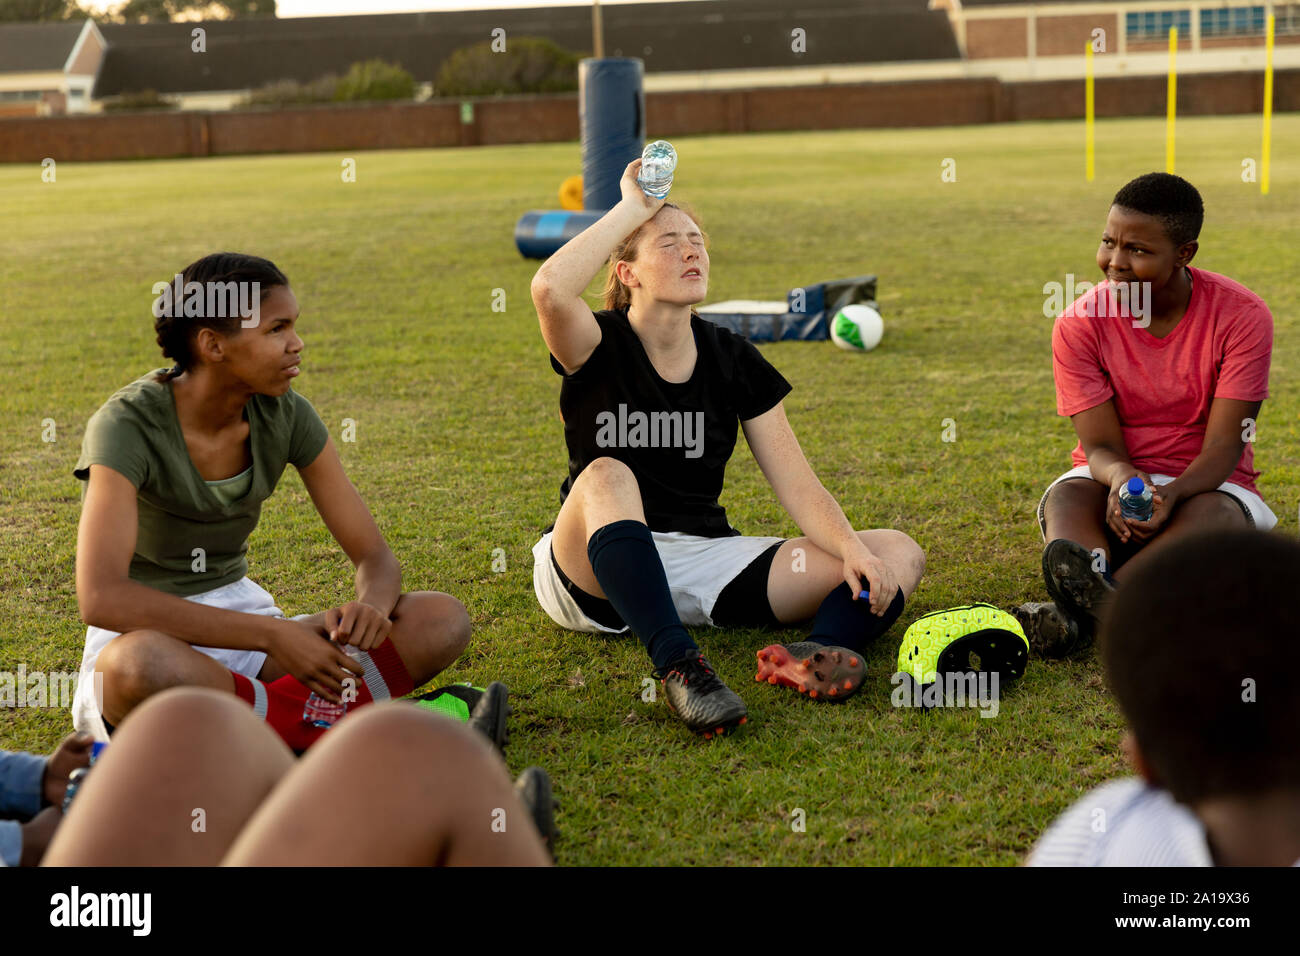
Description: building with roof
xmin=5 ymin=1 xmax=961 ymax=112
xmin=0 ymin=0 xmax=1295 ymax=115
xmin=0 ymin=19 xmax=105 ymax=117
xmin=935 ymin=1 xmax=1300 ymax=64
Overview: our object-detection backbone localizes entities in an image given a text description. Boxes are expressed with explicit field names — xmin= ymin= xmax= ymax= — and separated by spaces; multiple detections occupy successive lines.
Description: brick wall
xmin=2 ymin=71 xmax=1297 ymax=164
xmin=1037 ymin=13 xmax=1119 ymax=57
xmin=967 ymin=18 xmax=1028 ymax=59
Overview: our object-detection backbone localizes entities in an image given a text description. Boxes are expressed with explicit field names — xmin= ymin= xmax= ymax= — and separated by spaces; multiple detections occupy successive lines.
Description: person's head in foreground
xmin=1029 ymin=528 xmax=1300 ymax=866
xmin=1099 ymin=171 xmax=1202 ymax=313
xmin=602 ymin=200 xmax=709 ymax=321
xmin=153 ymin=251 xmax=300 ymax=394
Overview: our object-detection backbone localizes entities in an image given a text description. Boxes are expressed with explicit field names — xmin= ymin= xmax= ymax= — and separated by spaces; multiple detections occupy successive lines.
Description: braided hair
xmin=153 ymin=253 xmax=290 ymax=382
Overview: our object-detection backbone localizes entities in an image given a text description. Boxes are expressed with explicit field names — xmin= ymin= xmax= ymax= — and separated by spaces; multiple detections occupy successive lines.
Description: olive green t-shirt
xmin=73 ymin=370 xmax=330 ymax=597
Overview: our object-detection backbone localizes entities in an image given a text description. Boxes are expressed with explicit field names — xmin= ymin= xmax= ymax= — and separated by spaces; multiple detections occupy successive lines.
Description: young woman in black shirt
xmin=530 ymin=160 xmax=925 ymax=738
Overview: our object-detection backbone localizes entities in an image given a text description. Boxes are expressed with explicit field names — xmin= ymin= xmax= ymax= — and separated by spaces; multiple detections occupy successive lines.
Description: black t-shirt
xmin=550 ymin=307 xmax=792 ymax=537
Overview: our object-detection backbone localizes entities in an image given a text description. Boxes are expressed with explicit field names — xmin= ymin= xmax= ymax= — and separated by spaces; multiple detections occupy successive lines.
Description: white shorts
xmin=72 ymin=576 xmax=308 ymax=742
xmin=531 ymin=528 xmax=785 ymax=633
xmin=1036 ymin=464 xmax=1278 ymax=538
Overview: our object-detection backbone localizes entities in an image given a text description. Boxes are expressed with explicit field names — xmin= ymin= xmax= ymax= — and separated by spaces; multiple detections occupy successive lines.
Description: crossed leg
xmin=551 ymin=456 xmax=925 ymax=621
xmin=766 ymin=531 xmax=926 ymax=623
xmin=43 ymin=687 xmax=549 ymax=866
xmin=95 ymin=591 xmax=470 ymax=727
xmin=550 ymin=456 xmax=645 ymax=598
xmin=1042 ymin=478 xmax=1249 ymax=582
xmin=1110 ymin=490 xmax=1249 ymax=580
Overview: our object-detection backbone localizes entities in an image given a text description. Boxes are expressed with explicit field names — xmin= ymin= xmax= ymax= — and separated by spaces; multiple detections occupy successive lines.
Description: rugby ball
xmin=830 ymin=303 xmax=884 ymax=352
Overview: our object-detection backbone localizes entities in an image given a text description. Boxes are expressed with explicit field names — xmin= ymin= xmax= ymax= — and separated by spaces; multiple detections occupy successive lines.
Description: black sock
xmin=808 ymin=584 xmax=906 ymax=653
xmin=587 ymin=520 xmax=698 ymax=672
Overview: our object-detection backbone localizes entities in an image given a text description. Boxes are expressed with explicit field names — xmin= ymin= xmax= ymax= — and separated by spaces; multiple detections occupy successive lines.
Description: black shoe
xmin=1010 ymin=601 xmax=1089 ymax=659
xmin=467 ymin=682 xmax=510 ymax=755
xmin=514 ymin=766 xmax=557 ymax=860
xmin=1042 ymin=538 xmax=1116 ymax=635
xmin=410 ymin=681 xmax=510 ymax=755
xmin=656 ymin=649 xmax=748 ymax=739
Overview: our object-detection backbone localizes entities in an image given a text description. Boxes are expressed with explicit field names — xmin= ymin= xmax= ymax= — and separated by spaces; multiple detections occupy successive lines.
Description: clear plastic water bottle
xmin=637 ymin=140 xmax=677 ymax=199
xmin=302 ymin=643 xmax=361 ymax=728
xmin=1119 ymin=476 xmax=1154 ymax=521
xmin=62 ymin=742 xmax=108 ymax=813
xmin=62 ymin=768 xmax=90 ymax=813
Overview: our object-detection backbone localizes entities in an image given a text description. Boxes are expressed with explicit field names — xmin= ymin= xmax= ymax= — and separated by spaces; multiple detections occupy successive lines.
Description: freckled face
xmin=624 ymin=208 xmax=709 ymax=305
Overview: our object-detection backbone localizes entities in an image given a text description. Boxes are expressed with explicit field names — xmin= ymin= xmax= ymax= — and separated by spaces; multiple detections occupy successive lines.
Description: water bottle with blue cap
xmin=1119 ymin=475 xmax=1154 ymax=522
xmin=62 ymin=741 xmax=109 ymax=813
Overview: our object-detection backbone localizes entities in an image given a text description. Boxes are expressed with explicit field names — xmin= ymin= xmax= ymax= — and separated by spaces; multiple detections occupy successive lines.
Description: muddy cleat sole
xmin=754 ymin=641 xmax=866 ymax=702
xmin=514 ymin=765 xmax=558 ymax=860
xmin=1011 ymin=601 xmax=1089 ymax=659
xmin=1042 ymin=538 xmax=1115 ymax=633
xmin=659 ymin=649 xmax=749 ymax=738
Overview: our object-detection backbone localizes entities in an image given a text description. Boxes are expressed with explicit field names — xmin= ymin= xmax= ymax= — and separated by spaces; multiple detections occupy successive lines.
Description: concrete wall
xmin=2 ymin=70 xmax=1296 ymax=164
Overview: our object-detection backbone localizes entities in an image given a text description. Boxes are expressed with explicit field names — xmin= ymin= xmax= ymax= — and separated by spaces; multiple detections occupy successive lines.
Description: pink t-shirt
xmin=1052 ymin=266 xmax=1272 ymax=494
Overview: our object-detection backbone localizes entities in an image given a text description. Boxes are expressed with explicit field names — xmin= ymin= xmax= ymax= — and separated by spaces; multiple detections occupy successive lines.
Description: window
xmin=1275 ymin=3 xmax=1300 ymax=35
xmin=1127 ymin=8 xmax=1192 ymax=41
xmin=1201 ymin=5 xmax=1268 ymax=37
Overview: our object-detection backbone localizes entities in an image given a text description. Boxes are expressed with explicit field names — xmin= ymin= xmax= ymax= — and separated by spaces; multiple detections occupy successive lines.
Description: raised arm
xmin=530 ymin=159 xmax=663 ymax=373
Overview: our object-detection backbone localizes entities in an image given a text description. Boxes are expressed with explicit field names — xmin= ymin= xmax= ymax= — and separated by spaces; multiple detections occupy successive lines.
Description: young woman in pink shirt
xmin=1019 ymin=173 xmax=1276 ymax=656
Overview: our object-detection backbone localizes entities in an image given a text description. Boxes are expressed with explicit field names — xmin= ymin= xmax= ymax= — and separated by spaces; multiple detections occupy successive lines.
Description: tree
xmin=115 ymin=0 xmax=276 ymax=22
xmin=101 ymin=88 xmax=179 ymax=111
xmin=436 ymin=37 xmax=582 ymax=97
xmin=334 ymin=59 xmax=416 ymax=103
xmin=0 ymin=0 xmax=82 ymax=22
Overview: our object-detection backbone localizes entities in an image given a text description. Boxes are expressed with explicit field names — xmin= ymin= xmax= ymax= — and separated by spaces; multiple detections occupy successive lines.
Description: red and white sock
xmin=229 ymin=638 xmax=415 ymax=752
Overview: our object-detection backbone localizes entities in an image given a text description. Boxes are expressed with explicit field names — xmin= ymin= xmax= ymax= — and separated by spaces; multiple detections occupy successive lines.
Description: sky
xmin=81 ymin=0 xmax=710 ymax=16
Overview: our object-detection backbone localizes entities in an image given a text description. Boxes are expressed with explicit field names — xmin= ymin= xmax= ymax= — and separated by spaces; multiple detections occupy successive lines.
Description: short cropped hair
xmin=1112 ymin=172 xmax=1204 ymax=247
xmin=1101 ymin=529 xmax=1300 ymax=805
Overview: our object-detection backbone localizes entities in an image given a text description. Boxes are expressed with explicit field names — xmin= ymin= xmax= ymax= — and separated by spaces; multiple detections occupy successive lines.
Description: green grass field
xmin=2 ymin=114 xmax=1297 ymax=865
